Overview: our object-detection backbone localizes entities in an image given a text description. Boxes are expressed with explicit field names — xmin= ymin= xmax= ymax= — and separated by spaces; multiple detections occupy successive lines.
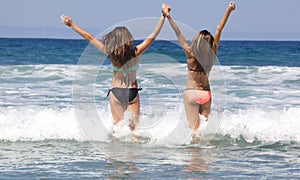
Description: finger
xmin=62 ymin=16 xmax=69 ymax=20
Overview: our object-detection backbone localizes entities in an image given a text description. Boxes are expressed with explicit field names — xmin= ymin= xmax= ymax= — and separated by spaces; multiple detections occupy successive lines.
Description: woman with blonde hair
xmin=162 ymin=2 xmax=236 ymax=133
xmin=61 ymin=4 xmax=168 ymax=131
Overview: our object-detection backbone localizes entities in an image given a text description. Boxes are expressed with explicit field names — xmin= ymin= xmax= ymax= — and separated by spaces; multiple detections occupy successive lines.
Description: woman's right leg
xmin=126 ymin=94 xmax=140 ymax=131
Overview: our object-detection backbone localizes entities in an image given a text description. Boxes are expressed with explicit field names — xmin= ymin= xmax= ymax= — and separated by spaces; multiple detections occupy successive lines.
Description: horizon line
xmin=1 ymin=36 xmax=300 ymax=42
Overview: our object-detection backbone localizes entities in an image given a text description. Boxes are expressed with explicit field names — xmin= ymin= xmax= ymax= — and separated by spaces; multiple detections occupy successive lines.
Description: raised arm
xmin=60 ymin=15 xmax=106 ymax=54
xmin=135 ymin=6 xmax=166 ymax=56
xmin=214 ymin=2 xmax=236 ymax=48
xmin=163 ymin=4 xmax=192 ymax=58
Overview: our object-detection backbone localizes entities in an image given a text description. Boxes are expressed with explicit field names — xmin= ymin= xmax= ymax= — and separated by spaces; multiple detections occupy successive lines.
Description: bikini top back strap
xmin=111 ymin=64 xmax=139 ymax=85
xmin=106 ymin=89 xmax=111 ymax=99
xmin=111 ymin=64 xmax=139 ymax=73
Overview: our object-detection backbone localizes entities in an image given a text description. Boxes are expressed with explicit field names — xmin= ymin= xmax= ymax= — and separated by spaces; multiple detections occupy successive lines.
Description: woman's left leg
xmin=184 ymin=90 xmax=201 ymax=131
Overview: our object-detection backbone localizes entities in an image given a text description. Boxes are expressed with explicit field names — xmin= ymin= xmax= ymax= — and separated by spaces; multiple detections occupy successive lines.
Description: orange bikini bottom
xmin=192 ymin=90 xmax=211 ymax=105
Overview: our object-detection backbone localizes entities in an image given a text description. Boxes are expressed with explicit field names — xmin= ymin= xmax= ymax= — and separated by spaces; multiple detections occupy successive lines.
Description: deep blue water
xmin=1 ymin=38 xmax=300 ymax=66
xmin=218 ymin=40 xmax=300 ymax=67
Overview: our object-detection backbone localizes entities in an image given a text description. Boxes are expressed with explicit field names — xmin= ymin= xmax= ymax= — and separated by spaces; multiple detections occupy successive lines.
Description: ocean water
xmin=0 ymin=38 xmax=300 ymax=179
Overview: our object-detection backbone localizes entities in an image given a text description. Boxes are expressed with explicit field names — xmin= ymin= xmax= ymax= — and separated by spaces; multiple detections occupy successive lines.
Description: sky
xmin=0 ymin=0 xmax=300 ymax=40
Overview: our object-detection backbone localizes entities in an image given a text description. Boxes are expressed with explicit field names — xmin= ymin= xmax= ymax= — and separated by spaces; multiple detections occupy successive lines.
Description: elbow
xmin=175 ymin=30 xmax=182 ymax=37
xmin=216 ymin=25 xmax=223 ymax=32
xmin=85 ymin=33 xmax=95 ymax=43
xmin=87 ymin=36 xmax=94 ymax=43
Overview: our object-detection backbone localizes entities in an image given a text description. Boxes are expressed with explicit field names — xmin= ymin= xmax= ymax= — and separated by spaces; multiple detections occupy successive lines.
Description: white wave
xmin=0 ymin=106 xmax=83 ymax=142
xmin=218 ymin=107 xmax=300 ymax=142
xmin=0 ymin=105 xmax=300 ymax=144
xmin=221 ymin=65 xmax=300 ymax=108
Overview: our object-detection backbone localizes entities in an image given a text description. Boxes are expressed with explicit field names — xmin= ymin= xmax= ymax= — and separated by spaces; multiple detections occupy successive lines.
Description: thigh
xmin=184 ymin=90 xmax=200 ymax=131
xmin=199 ymin=98 xmax=211 ymax=119
xmin=110 ymin=93 xmax=125 ymax=125
xmin=127 ymin=94 xmax=140 ymax=117
xmin=127 ymin=94 xmax=140 ymax=130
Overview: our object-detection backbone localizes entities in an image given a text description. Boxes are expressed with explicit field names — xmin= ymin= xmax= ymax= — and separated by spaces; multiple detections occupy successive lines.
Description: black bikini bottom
xmin=107 ymin=87 xmax=142 ymax=105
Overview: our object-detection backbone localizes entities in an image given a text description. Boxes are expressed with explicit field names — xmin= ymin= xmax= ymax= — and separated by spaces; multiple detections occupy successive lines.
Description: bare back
xmin=110 ymin=55 xmax=140 ymax=88
xmin=185 ymin=45 xmax=217 ymax=91
xmin=185 ymin=59 xmax=209 ymax=90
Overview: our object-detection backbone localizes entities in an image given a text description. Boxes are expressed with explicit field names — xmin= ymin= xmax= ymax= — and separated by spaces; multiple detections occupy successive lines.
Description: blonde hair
xmin=102 ymin=27 xmax=136 ymax=68
xmin=190 ymin=30 xmax=216 ymax=73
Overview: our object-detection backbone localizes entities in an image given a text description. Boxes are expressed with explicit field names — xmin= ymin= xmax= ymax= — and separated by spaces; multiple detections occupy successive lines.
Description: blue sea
xmin=0 ymin=38 xmax=300 ymax=179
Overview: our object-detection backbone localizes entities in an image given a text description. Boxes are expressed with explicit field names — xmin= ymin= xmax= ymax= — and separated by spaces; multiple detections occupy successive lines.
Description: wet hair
xmin=190 ymin=30 xmax=216 ymax=73
xmin=102 ymin=27 xmax=136 ymax=68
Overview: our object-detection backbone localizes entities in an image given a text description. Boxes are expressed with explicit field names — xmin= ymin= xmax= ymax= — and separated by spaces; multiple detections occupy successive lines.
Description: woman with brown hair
xmin=162 ymin=2 xmax=236 ymax=134
xmin=61 ymin=4 xmax=168 ymax=131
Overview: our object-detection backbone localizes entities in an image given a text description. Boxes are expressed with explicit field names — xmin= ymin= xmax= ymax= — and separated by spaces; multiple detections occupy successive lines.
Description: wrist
xmin=226 ymin=8 xmax=233 ymax=14
xmin=70 ymin=23 xmax=75 ymax=28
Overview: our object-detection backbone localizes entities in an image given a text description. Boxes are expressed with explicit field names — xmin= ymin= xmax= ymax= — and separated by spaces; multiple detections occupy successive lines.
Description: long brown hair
xmin=102 ymin=27 xmax=136 ymax=68
xmin=190 ymin=30 xmax=216 ymax=74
